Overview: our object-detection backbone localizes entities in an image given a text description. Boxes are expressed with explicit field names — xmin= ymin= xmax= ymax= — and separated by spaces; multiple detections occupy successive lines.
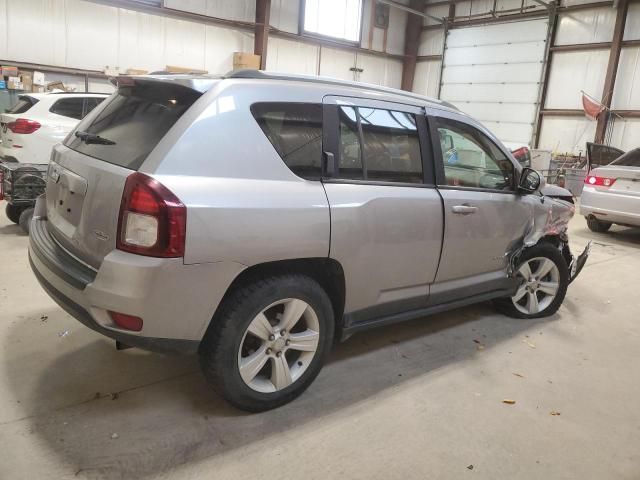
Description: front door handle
xmin=452 ymin=204 xmax=478 ymax=215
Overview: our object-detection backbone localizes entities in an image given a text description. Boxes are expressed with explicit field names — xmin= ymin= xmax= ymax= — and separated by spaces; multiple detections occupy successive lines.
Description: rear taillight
xmin=7 ymin=118 xmax=41 ymax=134
xmin=109 ymin=311 xmax=143 ymax=332
xmin=585 ymin=175 xmax=616 ymax=187
xmin=512 ymin=147 xmax=530 ymax=159
xmin=0 ymin=170 xmax=4 ymax=200
xmin=117 ymin=172 xmax=186 ymax=257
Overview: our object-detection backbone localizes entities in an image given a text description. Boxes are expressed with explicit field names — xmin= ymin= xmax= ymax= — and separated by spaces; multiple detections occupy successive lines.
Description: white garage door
xmin=440 ymin=18 xmax=549 ymax=147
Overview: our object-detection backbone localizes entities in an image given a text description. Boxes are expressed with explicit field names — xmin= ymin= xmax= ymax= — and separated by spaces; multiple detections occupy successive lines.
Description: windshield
xmin=64 ymin=81 xmax=201 ymax=170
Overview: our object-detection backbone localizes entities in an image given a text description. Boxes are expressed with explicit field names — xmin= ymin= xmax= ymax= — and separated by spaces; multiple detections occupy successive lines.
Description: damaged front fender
xmin=509 ymin=190 xmax=590 ymax=283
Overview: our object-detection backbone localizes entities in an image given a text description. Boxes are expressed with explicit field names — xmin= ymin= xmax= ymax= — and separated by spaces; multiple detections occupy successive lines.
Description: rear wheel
xmin=495 ymin=243 xmax=568 ymax=319
xmin=586 ymin=215 xmax=612 ymax=233
xmin=18 ymin=207 xmax=34 ymax=234
xmin=5 ymin=203 xmax=25 ymax=224
xmin=199 ymin=274 xmax=334 ymax=412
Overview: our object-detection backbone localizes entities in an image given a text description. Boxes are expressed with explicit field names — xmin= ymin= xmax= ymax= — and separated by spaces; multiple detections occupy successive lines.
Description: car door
xmin=321 ymin=96 xmax=444 ymax=326
xmin=428 ymin=109 xmax=530 ymax=302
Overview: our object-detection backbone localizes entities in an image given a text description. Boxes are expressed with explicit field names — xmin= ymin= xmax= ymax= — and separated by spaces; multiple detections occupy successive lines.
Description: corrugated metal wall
xmin=0 ymin=0 xmax=404 ymax=89
xmin=538 ymin=0 xmax=640 ymax=154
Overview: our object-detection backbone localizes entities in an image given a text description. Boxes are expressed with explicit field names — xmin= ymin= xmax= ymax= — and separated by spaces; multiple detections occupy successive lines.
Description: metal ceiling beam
xmin=377 ymin=0 xmax=445 ymax=23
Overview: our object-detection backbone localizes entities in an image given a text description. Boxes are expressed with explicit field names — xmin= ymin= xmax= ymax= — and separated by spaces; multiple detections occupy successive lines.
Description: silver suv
xmin=29 ymin=71 xmax=589 ymax=411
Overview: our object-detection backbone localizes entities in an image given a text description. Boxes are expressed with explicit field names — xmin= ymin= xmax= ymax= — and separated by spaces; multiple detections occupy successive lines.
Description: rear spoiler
xmin=109 ymin=75 xmax=219 ymax=93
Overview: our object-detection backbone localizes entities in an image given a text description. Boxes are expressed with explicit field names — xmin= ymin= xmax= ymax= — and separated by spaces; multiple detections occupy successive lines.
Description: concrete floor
xmin=1 ymin=206 xmax=639 ymax=480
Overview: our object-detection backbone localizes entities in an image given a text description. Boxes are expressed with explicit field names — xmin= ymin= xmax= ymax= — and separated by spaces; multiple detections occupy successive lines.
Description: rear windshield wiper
xmin=75 ymin=130 xmax=116 ymax=145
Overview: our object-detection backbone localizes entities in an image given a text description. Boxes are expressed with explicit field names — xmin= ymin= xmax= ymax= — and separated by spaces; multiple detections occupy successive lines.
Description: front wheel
xmin=199 ymin=274 xmax=334 ymax=412
xmin=495 ymin=243 xmax=569 ymax=319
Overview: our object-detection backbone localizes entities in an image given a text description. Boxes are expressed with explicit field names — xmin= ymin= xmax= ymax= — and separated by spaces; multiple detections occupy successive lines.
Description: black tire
xmin=199 ymin=274 xmax=335 ymax=412
xmin=586 ymin=215 xmax=612 ymax=233
xmin=494 ymin=243 xmax=569 ymax=319
xmin=18 ymin=207 xmax=34 ymax=234
xmin=5 ymin=203 xmax=25 ymax=224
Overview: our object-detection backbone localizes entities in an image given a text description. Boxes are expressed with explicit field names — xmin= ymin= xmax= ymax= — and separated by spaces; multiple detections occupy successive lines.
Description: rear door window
xmin=65 ymin=82 xmax=201 ymax=170
xmin=337 ymin=105 xmax=423 ymax=184
xmin=50 ymin=98 xmax=85 ymax=120
xmin=251 ymin=102 xmax=323 ymax=179
xmin=5 ymin=96 xmax=39 ymax=114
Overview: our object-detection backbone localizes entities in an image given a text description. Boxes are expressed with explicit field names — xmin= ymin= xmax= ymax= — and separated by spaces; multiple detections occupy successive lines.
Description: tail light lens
xmin=585 ymin=175 xmax=616 ymax=187
xmin=512 ymin=146 xmax=530 ymax=159
xmin=0 ymin=170 xmax=4 ymax=200
xmin=7 ymin=118 xmax=41 ymax=134
xmin=109 ymin=311 xmax=143 ymax=332
xmin=117 ymin=172 xmax=186 ymax=257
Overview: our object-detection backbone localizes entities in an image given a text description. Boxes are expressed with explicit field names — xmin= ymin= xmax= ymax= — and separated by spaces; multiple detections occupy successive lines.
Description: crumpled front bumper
xmin=568 ymin=241 xmax=591 ymax=284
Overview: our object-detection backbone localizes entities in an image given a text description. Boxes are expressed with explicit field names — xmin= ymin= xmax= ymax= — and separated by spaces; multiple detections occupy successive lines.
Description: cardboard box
xmin=165 ymin=65 xmax=208 ymax=74
xmin=32 ymin=85 xmax=46 ymax=93
xmin=1 ymin=66 xmax=18 ymax=77
xmin=7 ymin=76 xmax=23 ymax=90
xmin=233 ymin=52 xmax=261 ymax=70
xmin=125 ymin=68 xmax=148 ymax=75
xmin=20 ymin=72 xmax=33 ymax=92
xmin=33 ymin=71 xmax=46 ymax=86
xmin=46 ymin=81 xmax=65 ymax=92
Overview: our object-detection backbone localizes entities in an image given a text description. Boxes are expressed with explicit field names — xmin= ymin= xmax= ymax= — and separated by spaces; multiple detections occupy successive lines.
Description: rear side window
xmin=337 ymin=105 xmax=423 ymax=184
xmin=611 ymin=148 xmax=640 ymax=167
xmin=251 ymin=103 xmax=322 ymax=179
xmin=50 ymin=98 xmax=85 ymax=120
xmin=85 ymin=97 xmax=105 ymax=116
xmin=65 ymin=82 xmax=201 ymax=170
xmin=5 ymin=96 xmax=38 ymax=114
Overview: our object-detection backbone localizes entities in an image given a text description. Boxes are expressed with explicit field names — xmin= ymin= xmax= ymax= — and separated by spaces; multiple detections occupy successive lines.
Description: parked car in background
xmin=0 ymin=92 xmax=108 ymax=164
xmin=581 ymin=147 xmax=640 ymax=232
xmin=503 ymin=142 xmax=532 ymax=168
xmin=28 ymin=72 xmax=588 ymax=412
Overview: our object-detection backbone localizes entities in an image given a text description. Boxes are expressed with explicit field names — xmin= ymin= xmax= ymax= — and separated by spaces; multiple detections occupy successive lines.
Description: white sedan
xmin=580 ymin=148 xmax=640 ymax=232
xmin=0 ymin=92 xmax=108 ymax=164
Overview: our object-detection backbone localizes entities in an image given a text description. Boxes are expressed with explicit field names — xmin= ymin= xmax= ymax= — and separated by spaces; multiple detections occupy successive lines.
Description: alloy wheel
xmin=238 ymin=298 xmax=320 ymax=393
xmin=512 ymin=257 xmax=560 ymax=315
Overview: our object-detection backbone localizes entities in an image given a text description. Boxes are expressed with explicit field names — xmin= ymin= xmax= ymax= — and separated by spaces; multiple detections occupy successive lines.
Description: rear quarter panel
xmin=143 ymin=80 xmax=333 ymax=266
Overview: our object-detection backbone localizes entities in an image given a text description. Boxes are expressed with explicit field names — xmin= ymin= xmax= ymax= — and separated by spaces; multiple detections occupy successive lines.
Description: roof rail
xmin=223 ymin=70 xmax=458 ymax=111
xmin=47 ymin=91 xmax=110 ymax=95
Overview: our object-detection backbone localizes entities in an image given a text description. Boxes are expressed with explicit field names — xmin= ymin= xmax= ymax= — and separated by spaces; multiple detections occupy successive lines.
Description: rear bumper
xmin=29 ymin=213 xmax=246 ymax=354
xmin=580 ymin=187 xmax=640 ymax=227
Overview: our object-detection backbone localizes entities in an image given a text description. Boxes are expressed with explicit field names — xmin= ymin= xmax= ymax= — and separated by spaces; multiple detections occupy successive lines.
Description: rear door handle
xmin=452 ymin=204 xmax=478 ymax=215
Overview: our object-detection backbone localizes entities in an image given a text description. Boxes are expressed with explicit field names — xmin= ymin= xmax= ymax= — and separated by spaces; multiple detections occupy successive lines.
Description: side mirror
xmin=518 ymin=167 xmax=542 ymax=194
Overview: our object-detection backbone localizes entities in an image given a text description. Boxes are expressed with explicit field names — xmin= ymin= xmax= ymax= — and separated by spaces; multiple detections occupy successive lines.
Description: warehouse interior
xmin=1 ymin=0 xmax=639 ymax=479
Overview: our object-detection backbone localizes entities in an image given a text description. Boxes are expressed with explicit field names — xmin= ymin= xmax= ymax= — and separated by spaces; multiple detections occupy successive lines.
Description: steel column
xmin=595 ymin=0 xmax=630 ymax=143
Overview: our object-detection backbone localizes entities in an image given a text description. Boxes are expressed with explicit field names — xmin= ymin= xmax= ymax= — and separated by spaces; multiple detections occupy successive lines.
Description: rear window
xmin=5 ymin=96 xmax=39 ymax=114
xmin=65 ymin=82 xmax=201 ymax=170
xmin=611 ymin=148 xmax=640 ymax=168
xmin=251 ymin=102 xmax=323 ymax=179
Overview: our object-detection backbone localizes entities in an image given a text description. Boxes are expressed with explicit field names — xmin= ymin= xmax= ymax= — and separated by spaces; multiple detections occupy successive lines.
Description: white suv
xmin=0 ymin=92 xmax=108 ymax=164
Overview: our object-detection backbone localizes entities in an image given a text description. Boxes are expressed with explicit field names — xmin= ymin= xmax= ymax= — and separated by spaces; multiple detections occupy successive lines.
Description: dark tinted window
xmin=65 ymin=82 xmax=201 ymax=170
xmin=50 ymin=98 xmax=85 ymax=120
xmin=435 ymin=117 xmax=514 ymax=190
xmin=5 ymin=96 xmax=38 ymax=114
xmin=611 ymin=148 xmax=640 ymax=167
xmin=84 ymin=97 xmax=105 ymax=116
xmin=337 ymin=106 xmax=422 ymax=184
xmin=251 ymin=103 xmax=322 ymax=179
